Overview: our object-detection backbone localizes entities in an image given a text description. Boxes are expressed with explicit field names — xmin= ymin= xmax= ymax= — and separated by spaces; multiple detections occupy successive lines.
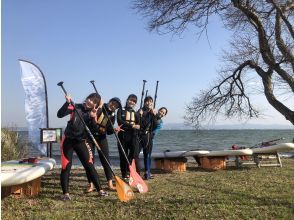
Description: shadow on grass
xmin=39 ymin=169 xmax=111 ymax=199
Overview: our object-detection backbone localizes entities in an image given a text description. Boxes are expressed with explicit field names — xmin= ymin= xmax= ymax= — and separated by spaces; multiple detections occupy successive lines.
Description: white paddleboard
xmin=151 ymin=150 xmax=210 ymax=158
xmin=182 ymin=150 xmax=210 ymax=157
xmin=1 ymin=157 xmax=56 ymax=187
xmin=251 ymin=143 xmax=294 ymax=154
xmin=204 ymin=149 xmax=253 ymax=157
xmin=151 ymin=151 xmax=186 ymax=158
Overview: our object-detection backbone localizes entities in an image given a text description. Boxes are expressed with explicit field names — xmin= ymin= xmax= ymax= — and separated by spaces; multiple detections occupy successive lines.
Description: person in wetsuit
xmin=116 ymin=94 xmax=141 ymax=180
xmin=57 ymin=93 xmax=108 ymax=200
xmin=138 ymin=96 xmax=157 ymax=179
xmin=85 ymin=97 xmax=122 ymax=192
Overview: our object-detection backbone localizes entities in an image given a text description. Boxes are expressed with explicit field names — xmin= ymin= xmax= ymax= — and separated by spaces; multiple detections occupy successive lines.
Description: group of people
xmin=57 ymin=92 xmax=167 ymax=200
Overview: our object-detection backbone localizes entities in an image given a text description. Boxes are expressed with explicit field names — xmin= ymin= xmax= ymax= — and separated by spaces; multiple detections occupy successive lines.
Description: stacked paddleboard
xmin=150 ymin=143 xmax=294 ymax=170
xmin=1 ymin=157 xmax=56 ymax=187
xmin=151 ymin=142 xmax=294 ymax=159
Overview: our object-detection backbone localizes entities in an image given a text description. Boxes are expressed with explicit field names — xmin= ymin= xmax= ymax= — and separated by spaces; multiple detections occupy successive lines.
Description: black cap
xmin=109 ymin=97 xmax=122 ymax=109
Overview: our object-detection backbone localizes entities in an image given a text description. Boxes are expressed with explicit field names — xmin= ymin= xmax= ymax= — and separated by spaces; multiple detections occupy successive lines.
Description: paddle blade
xmin=131 ymin=159 xmax=136 ymax=172
xmin=129 ymin=165 xmax=148 ymax=193
xmin=114 ymin=176 xmax=135 ymax=202
xmin=129 ymin=160 xmax=137 ymax=187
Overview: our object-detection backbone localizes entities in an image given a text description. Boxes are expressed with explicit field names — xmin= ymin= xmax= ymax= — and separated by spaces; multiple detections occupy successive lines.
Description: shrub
xmin=1 ymin=128 xmax=28 ymax=161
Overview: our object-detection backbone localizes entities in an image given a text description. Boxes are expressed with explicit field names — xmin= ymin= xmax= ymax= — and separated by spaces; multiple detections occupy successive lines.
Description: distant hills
xmin=3 ymin=123 xmax=293 ymax=131
xmin=163 ymin=123 xmax=294 ymax=130
xmin=4 ymin=127 xmax=66 ymax=132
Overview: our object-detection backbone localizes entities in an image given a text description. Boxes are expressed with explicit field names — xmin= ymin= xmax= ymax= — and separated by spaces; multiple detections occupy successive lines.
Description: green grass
xmin=2 ymin=159 xmax=294 ymax=219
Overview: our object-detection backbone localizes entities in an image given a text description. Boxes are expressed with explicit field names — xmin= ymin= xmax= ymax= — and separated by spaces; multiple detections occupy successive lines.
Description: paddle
xmin=153 ymin=81 xmax=159 ymax=109
xmin=144 ymin=90 xmax=148 ymax=100
xmin=140 ymin=80 xmax=147 ymax=109
xmin=251 ymin=137 xmax=285 ymax=148
xmin=146 ymin=80 xmax=159 ymax=179
xmin=57 ymin=81 xmax=134 ymax=202
xmin=89 ymin=80 xmax=148 ymax=194
xmin=138 ymin=81 xmax=147 ymax=146
xmin=136 ymin=79 xmax=147 ymax=178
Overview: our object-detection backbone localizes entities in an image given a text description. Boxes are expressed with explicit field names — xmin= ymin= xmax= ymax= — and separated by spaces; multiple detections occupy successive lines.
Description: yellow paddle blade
xmin=115 ymin=176 xmax=135 ymax=202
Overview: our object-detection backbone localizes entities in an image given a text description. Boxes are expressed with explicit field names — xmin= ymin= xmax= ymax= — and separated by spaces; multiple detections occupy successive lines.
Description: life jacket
xmin=95 ymin=112 xmax=108 ymax=134
xmin=126 ymin=110 xmax=136 ymax=125
xmin=121 ymin=108 xmax=136 ymax=125
xmin=93 ymin=104 xmax=116 ymax=135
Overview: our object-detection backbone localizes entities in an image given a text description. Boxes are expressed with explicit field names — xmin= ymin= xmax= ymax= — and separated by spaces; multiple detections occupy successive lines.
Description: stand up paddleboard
xmin=1 ymin=157 xmax=56 ymax=187
xmin=147 ymin=150 xmax=210 ymax=172
xmin=151 ymin=150 xmax=210 ymax=158
xmin=251 ymin=142 xmax=294 ymax=154
xmin=205 ymin=148 xmax=253 ymax=157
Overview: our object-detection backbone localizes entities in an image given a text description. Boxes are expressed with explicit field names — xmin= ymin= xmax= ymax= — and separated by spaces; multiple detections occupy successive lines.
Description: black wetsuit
xmin=86 ymin=103 xmax=115 ymax=183
xmin=57 ymin=102 xmax=102 ymax=194
xmin=117 ymin=106 xmax=140 ymax=177
xmin=138 ymin=107 xmax=157 ymax=173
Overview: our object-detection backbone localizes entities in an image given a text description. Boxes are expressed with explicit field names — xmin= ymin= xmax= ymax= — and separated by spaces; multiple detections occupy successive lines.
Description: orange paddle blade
xmin=129 ymin=165 xmax=148 ymax=193
xmin=115 ymin=176 xmax=134 ymax=202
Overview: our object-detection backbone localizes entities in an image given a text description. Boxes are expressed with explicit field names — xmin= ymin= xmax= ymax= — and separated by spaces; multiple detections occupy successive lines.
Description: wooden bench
xmin=1 ymin=177 xmax=41 ymax=198
xmin=154 ymin=157 xmax=187 ymax=172
xmin=199 ymin=156 xmax=226 ymax=171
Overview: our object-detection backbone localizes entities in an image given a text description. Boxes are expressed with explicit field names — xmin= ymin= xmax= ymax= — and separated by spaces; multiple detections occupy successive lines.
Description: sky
xmin=1 ymin=0 xmax=293 ymax=129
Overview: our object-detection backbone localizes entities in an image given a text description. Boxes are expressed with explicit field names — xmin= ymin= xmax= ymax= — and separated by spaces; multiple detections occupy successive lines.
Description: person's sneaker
xmin=144 ymin=173 xmax=154 ymax=180
xmin=61 ymin=194 xmax=71 ymax=201
xmin=98 ymin=190 xmax=109 ymax=197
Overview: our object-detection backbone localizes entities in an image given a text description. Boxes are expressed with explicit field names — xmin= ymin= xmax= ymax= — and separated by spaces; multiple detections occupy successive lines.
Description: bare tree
xmin=133 ymin=0 xmax=294 ymax=127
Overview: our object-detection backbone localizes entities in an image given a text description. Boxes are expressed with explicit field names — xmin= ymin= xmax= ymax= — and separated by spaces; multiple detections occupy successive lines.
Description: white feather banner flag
xmin=19 ymin=60 xmax=48 ymax=155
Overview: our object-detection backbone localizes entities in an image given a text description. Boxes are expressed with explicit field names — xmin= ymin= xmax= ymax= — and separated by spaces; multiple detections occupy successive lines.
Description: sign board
xmin=40 ymin=128 xmax=62 ymax=143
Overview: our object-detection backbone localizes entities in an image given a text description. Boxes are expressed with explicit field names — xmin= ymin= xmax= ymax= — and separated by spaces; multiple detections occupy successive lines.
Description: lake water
xmin=19 ymin=129 xmax=293 ymax=166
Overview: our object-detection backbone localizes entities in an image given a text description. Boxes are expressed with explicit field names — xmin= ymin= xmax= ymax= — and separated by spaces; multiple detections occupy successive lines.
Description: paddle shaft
xmin=90 ymin=80 xmax=132 ymax=166
xmin=263 ymin=137 xmax=284 ymax=144
xmin=147 ymin=81 xmax=160 ymax=177
xmin=57 ymin=82 xmax=116 ymax=176
xmin=251 ymin=137 xmax=285 ymax=148
xmin=153 ymin=81 xmax=159 ymax=109
xmin=138 ymin=80 xmax=147 ymax=142
xmin=140 ymin=80 xmax=147 ymax=109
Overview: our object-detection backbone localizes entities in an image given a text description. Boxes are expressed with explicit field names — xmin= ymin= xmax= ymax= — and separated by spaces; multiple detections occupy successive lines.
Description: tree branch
xmin=270 ymin=0 xmax=294 ymax=39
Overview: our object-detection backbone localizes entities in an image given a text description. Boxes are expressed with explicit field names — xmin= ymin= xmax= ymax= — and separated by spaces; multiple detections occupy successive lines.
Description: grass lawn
xmin=2 ymin=158 xmax=294 ymax=219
